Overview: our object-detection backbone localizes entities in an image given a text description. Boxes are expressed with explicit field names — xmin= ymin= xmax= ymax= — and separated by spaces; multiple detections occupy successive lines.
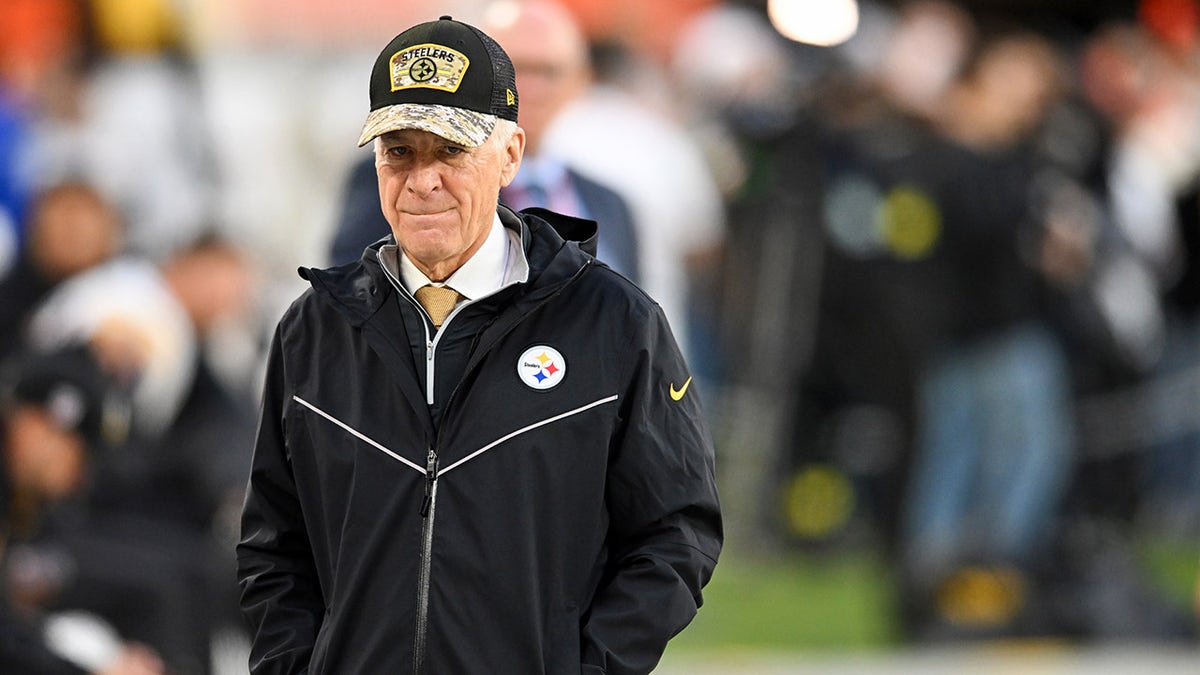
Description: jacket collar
xmin=298 ymin=206 xmax=599 ymax=329
xmin=296 ymin=207 xmax=598 ymax=438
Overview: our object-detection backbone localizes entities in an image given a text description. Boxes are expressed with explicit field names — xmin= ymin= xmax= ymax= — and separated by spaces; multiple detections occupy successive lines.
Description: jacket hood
xmin=516 ymin=206 xmax=598 ymax=258
xmin=298 ymin=206 xmax=599 ymax=328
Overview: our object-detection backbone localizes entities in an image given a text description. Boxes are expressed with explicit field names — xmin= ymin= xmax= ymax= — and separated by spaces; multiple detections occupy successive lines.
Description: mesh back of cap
xmin=465 ymin=22 xmax=518 ymax=122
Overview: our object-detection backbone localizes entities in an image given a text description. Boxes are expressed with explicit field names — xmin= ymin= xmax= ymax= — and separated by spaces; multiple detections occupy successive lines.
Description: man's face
xmin=31 ymin=188 xmax=122 ymax=281
xmin=375 ymin=127 xmax=524 ymax=281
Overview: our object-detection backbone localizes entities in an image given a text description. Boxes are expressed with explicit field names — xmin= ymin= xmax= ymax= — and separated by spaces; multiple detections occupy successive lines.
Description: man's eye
xmin=444 ymin=146 xmax=465 ymax=156
xmin=385 ymin=146 xmax=409 ymax=157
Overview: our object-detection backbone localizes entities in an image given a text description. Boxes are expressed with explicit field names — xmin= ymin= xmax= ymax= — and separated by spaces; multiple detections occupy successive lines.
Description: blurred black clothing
xmin=0 ymin=448 xmax=88 ymax=675
xmin=0 ymin=613 xmax=87 ymax=675
xmin=88 ymin=354 xmax=254 ymax=534
xmin=51 ymin=354 xmax=254 ymax=673
xmin=50 ymin=514 xmax=226 ymax=675
xmin=328 ymin=153 xmax=386 ymax=266
xmin=1165 ymin=181 xmax=1200 ymax=316
xmin=0 ymin=257 xmax=56 ymax=360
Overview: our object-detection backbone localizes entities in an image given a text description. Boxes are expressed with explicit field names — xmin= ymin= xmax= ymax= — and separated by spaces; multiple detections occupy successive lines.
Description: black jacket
xmin=237 ymin=206 xmax=722 ymax=674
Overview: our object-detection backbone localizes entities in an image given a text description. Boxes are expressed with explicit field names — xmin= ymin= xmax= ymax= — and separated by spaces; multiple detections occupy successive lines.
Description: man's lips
xmin=402 ymin=207 xmax=454 ymax=218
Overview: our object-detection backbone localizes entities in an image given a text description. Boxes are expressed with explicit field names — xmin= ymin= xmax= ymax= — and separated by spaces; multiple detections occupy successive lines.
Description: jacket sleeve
xmin=580 ymin=306 xmax=723 ymax=675
xmin=236 ymin=323 xmax=324 ymax=674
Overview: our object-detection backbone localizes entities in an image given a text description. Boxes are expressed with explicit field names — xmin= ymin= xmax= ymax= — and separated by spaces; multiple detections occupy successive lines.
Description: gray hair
xmin=488 ymin=119 xmax=519 ymax=149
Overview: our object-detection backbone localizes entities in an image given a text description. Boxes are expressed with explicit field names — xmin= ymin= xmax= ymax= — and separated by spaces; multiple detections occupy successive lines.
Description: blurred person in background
xmin=1078 ymin=11 xmax=1200 ymax=541
xmin=0 ymin=344 xmax=164 ymax=675
xmin=538 ymin=9 xmax=727 ymax=375
xmin=22 ymin=236 xmax=258 ymax=674
xmin=0 ymin=0 xmax=82 ymax=273
xmin=27 ymin=254 xmax=196 ymax=441
xmin=774 ymin=0 xmax=977 ymax=565
xmin=20 ymin=0 xmax=215 ymax=262
xmin=130 ymin=233 xmax=257 ymax=539
xmin=977 ymin=15 xmax=1200 ymax=645
xmin=789 ymin=6 xmax=1094 ymax=638
xmin=893 ymin=29 xmax=1080 ymax=640
xmin=665 ymin=2 xmax=836 ymax=554
xmin=0 ymin=181 xmax=125 ymax=361
xmin=831 ymin=11 xmax=1193 ymax=641
xmin=485 ymin=0 xmax=640 ymax=283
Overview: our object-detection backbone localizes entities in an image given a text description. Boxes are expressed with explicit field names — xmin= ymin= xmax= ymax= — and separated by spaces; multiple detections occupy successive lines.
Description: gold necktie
xmin=414 ymin=285 xmax=461 ymax=329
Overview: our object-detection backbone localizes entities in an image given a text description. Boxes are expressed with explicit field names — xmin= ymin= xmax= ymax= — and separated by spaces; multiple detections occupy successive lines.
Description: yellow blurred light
xmin=936 ymin=566 xmax=1027 ymax=627
xmin=768 ymin=0 xmax=859 ymax=47
xmin=781 ymin=464 xmax=856 ymax=539
xmin=881 ymin=186 xmax=942 ymax=259
xmin=91 ymin=0 xmax=183 ymax=53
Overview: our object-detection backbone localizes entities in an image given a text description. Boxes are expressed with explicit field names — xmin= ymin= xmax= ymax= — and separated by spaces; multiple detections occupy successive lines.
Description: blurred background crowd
xmin=1 ymin=0 xmax=1199 ymax=672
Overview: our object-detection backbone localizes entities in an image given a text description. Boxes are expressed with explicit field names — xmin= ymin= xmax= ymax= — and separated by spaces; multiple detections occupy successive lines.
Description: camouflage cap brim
xmin=357 ymin=103 xmax=497 ymax=148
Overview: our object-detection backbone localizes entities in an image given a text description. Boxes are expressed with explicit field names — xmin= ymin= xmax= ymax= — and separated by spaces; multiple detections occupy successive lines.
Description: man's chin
xmin=401 ymin=238 xmax=465 ymax=276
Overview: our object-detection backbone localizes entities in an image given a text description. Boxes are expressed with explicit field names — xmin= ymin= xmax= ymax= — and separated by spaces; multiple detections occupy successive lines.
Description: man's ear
xmin=500 ymin=126 xmax=526 ymax=187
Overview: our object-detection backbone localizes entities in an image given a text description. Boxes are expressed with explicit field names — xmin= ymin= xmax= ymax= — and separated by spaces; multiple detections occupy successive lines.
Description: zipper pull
xmin=426 ymin=339 xmax=434 ymax=361
xmin=420 ymin=447 xmax=438 ymax=517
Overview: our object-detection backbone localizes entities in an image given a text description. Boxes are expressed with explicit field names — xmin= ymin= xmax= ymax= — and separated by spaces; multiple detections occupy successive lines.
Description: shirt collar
xmin=397 ymin=212 xmax=515 ymax=300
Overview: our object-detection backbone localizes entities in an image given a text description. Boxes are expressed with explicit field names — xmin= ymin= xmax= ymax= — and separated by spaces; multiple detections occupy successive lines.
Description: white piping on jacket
xmin=439 ymin=394 xmax=619 ymax=476
xmin=292 ymin=393 xmax=620 ymax=478
xmin=293 ymin=395 xmax=425 ymax=474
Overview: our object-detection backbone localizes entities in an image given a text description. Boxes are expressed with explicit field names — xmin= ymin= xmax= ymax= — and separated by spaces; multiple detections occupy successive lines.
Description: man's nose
xmin=406 ymin=160 xmax=443 ymax=195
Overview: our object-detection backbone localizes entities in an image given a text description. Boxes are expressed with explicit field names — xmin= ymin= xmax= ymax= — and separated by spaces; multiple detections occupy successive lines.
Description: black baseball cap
xmin=0 ymin=345 xmax=129 ymax=449
xmin=358 ymin=15 xmax=519 ymax=148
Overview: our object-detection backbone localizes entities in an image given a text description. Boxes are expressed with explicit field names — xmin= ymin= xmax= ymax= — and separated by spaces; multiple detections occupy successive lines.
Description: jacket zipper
xmin=379 ymin=252 xmax=593 ymax=674
xmin=376 ymin=258 xmax=441 ymax=673
xmin=377 ymin=255 xmax=457 ymax=406
xmin=414 ymin=445 xmax=438 ymax=673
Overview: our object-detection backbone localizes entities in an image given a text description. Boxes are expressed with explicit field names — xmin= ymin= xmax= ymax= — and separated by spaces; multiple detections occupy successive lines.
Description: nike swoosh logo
xmin=669 ymin=376 xmax=693 ymax=401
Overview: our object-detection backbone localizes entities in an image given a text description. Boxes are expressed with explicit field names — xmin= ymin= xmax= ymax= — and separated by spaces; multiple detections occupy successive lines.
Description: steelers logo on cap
xmin=517 ymin=346 xmax=566 ymax=391
xmin=410 ymin=58 xmax=437 ymax=82
xmin=390 ymin=43 xmax=470 ymax=93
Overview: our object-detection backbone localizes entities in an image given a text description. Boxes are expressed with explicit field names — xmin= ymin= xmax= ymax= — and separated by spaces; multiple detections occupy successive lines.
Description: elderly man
xmin=237 ymin=16 xmax=722 ymax=675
